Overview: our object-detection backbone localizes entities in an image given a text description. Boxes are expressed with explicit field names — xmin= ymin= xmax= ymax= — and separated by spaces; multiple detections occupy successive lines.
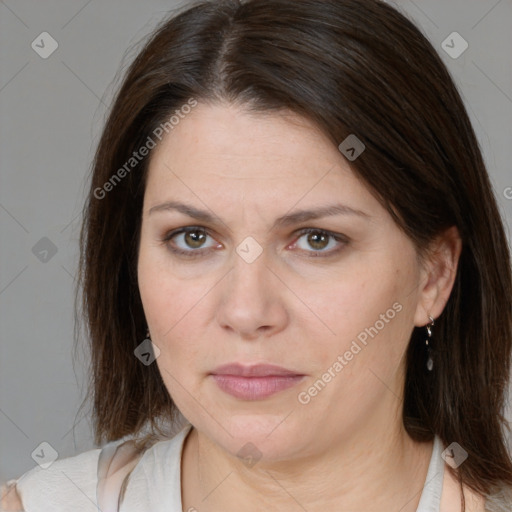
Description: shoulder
xmin=1 ymin=442 xmax=110 ymax=512
xmin=1 ymin=425 xmax=192 ymax=511
xmin=119 ymin=424 xmax=192 ymax=510
xmin=1 ymin=480 xmax=23 ymax=511
xmin=441 ymin=465 xmax=511 ymax=512
xmin=484 ymin=483 xmax=512 ymax=512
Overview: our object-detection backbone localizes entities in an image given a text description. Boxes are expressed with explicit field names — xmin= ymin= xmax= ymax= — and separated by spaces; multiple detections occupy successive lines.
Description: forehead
xmin=144 ymin=102 xmax=380 ymax=217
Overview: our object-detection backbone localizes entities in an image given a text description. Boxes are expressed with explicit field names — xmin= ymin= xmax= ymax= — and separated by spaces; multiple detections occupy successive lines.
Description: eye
xmin=162 ymin=227 xmax=220 ymax=257
xmin=161 ymin=226 xmax=348 ymax=259
xmin=292 ymin=228 xmax=348 ymax=256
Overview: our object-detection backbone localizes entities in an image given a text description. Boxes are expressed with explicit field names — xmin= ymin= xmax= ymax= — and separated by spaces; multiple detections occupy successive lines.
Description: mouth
xmin=210 ymin=363 xmax=306 ymax=400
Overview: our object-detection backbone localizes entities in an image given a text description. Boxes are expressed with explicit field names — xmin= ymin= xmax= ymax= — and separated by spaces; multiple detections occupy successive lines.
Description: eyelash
xmin=161 ymin=226 xmax=349 ymax=259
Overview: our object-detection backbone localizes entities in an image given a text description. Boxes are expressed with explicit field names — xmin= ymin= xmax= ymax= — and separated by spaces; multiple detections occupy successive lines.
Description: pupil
xmin=309 ymin=232 xmax=327 ymax=250
xmin=186 ymin=230 xmax=205 ymax=248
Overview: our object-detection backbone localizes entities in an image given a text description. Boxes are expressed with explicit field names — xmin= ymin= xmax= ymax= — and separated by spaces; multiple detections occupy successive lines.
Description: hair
xmin=77 ymin=0 xmax=512 ymax=504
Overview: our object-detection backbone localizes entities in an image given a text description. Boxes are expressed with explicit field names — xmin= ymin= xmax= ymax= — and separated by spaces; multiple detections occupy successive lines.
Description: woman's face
xmin=138 ymin=102 xmax=434 ymax=461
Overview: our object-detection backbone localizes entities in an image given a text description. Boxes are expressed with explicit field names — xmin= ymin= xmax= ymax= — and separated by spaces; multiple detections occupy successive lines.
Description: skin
xmin=136 ymin=101 xmax=475 ymax=511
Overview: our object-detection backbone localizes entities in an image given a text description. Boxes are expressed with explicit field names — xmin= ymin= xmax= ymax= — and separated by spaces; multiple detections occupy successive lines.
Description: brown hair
xmin=77 ymin=0 xmax=512 ymax=502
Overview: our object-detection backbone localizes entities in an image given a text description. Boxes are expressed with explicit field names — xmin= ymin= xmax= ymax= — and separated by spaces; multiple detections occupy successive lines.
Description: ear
xmin=414 ymin=226 xmax=462 ymax=327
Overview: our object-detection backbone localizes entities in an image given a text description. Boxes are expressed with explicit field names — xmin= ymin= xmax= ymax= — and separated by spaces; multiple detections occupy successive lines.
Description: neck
xmin=181 ymin=408 xmax=433 ymax=512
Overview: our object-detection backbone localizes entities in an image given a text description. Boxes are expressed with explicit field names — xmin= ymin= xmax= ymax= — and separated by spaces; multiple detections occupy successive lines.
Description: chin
xmin=204 ymin=413 xmax=311 ymax=462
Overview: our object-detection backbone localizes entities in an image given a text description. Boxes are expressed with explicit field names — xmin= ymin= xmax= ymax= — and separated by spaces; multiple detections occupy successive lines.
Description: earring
xmin=425 ymin=315 xmax=435 ymax=371
xmin=145 ymin=328 xmax=151 ymax=341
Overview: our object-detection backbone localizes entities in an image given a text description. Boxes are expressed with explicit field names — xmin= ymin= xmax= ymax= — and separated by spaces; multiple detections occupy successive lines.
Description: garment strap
xmin=96 ymin=439 xmax=142 ymax=512
xmin=416 ymin=436 xmax=445 ymax=512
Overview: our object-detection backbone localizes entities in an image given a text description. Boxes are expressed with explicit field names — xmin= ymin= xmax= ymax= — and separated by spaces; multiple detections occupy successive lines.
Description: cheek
xmin=138 ymin=239 xmax=199 ymax=338
xmin=307 ymin=257 xmax=418 ymax=377
xmin=296 ymin=278 xmax=415 ymax=429
xmin=306 ymin=272 xmax=397 ymax=342
xmin=137 ymin=243 xmax=211 ymax=388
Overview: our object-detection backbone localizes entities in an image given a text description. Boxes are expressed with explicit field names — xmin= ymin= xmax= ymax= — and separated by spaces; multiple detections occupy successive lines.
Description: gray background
xmin=1 ymin=0 xmax=511 ymax=482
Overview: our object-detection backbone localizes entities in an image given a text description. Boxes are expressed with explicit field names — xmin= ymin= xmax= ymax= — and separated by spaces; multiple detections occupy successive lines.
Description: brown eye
xmin=183 ymin=229 xmax=207 ymax=249
xmin=162 ymin=227 xmax=218 ymax=258
xmin=306 ymin=231 xmax=330 ymax=251
xmin=293 ymin=228 xmax=348 ymax=257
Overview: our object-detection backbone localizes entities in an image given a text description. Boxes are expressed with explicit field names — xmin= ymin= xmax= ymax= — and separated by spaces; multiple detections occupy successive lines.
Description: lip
xmin=210 ymin=363 xmax=305 ymax=400
xmin=211 ymin=363 xmax=303 ymax=377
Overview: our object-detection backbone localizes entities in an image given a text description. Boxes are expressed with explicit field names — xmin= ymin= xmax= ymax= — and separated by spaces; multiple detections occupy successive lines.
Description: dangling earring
xmin=145 ymin=328 xmax=151 ymax=341
xmin=425 ymin=315 xmax=435 ymax=371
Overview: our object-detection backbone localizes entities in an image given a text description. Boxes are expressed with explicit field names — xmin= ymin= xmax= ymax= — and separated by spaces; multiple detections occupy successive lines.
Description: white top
xmin=9 ymin=424 xmax=446 ymax=511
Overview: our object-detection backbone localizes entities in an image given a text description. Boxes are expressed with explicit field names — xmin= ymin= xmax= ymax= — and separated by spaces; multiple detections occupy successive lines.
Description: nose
xmin=215 ymin=249 xmax=289 ymax=341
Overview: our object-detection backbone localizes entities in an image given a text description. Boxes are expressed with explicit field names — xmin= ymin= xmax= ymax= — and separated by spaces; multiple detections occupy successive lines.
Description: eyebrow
xmin=148 ymin=200 xmax=370 ymax=230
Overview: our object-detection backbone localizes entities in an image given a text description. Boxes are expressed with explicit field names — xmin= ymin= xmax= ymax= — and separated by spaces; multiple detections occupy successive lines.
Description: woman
xmin=2 ymin=0 xmax=511 ymax=510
